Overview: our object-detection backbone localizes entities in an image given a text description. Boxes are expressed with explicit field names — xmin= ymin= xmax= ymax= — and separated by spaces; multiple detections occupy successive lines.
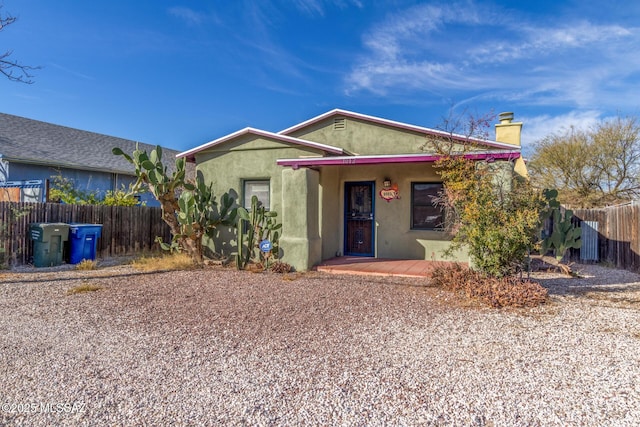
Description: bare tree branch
xmin=0 ymin=6 xmax=40 ymax=84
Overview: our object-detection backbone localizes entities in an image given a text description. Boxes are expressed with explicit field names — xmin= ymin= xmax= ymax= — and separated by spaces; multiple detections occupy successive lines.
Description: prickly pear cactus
xmin=235 ymin=196 xmax=282 ymax=270
xmin=542 ymin=206 xmax=582 ymax=261
xmin=113 ymin=145 xmax=236 ymax=264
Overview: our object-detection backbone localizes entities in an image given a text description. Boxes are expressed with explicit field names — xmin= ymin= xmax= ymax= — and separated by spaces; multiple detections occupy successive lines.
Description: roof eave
xmin=278 ymin=108 xmax=517 ymax=150
xmin=177 ymin=127 xmax=347 ymax=161
xmin=276 ymin=151 xmax=521 ymax=169
xmin=2 ymin=156 xmax=135 ymax=176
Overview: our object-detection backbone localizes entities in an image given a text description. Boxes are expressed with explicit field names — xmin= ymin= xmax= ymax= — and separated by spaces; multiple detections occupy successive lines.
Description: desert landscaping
xmin=1 ymin=261 xmax=638 ymax=426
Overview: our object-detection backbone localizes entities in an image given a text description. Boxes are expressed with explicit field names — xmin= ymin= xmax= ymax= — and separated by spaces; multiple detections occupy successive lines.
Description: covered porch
xmin=315 ymin=256 xmax=462 ymax=278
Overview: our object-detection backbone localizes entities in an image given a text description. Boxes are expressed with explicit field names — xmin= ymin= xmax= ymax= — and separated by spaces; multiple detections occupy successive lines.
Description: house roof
xmin=279 ymin=108 xmax=518 ymax=151
xmin=0 ymin=113 xmax=179 ymax=175
xmin=277 ymin=150 xmax=522 ymax=169
xmin=177 ymin=127 xmax=349 ymax=162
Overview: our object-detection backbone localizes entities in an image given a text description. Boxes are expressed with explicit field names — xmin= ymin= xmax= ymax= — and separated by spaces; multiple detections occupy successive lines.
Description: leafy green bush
xmin=49 ymin=173 xmax=142 ymax=206
xmin=436 ymin=156 xmax=548 ymax=277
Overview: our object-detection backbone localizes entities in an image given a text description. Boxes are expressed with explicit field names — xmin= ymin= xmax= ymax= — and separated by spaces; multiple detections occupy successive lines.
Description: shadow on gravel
xmin=0 ymin=269 xmax=173 ymax=285
xmin=533 ymin=264 xmax=640 ymax=306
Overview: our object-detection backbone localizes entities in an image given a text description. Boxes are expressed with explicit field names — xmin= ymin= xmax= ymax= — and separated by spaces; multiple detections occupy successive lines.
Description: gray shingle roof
xmin=0 ymin=113 xmax=179 ymax=175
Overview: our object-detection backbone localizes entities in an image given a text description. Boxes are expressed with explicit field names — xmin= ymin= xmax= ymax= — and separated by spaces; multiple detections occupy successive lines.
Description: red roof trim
xmin=276 ymin=151 xmax=521 ymax=169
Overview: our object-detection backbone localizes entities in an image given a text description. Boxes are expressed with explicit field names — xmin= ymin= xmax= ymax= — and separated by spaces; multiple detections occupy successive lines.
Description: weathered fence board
xmin=571 ymin=203 xmax=640 ymax=271
xmin=0 ymin=202 xmax=171 ymax=267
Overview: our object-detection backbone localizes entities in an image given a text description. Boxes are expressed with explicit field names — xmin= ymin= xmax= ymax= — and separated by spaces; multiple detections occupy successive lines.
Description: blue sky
xmin=1 ymin=0 xmax=639 ymax=153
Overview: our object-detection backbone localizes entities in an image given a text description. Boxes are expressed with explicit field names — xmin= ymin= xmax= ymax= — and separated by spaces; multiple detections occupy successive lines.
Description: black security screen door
xmin=344 ymin=181 xmax=375 ymax=256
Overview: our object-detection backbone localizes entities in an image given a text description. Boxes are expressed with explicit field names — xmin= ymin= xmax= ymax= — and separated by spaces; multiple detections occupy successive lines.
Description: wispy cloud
xmin=290 ymin=0 xmax=363 ymax=17
xmin=345 ymin=1 xmax=640 ymax=114
xmin=48 ymin=62 xmax=94 ymax=81
xmin=522 ymin=110 xmax=602 ymax=149
xmin=218 ymin=0 xmax=363 ymax=93
xmin=168 ymin=6 xmax=208 ymax=26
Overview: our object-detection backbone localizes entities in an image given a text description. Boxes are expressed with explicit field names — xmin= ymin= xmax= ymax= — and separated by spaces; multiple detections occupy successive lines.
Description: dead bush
xmin=270 ymin=261 xmax=292 ymax=274
xmin=430 ymin=263 xmax=548 ymax=308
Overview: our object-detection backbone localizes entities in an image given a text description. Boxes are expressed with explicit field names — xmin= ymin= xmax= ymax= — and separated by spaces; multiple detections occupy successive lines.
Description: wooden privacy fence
xmin=0 ymin=202 xmax=172 ymax=267
xmin=569 ymin=202 xmax=640 ymax=271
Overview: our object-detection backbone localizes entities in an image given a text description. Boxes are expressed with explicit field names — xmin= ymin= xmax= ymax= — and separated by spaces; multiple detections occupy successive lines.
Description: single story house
xmin=0 ymin=112 xmax=182 ymax=205
xmin=178 ymin=109 xmax=527 ymax=271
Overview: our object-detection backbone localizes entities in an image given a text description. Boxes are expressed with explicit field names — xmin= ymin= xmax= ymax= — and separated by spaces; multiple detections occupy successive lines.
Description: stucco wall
xmin=287 ymin=117 xmax=429 ymax=155
xmin=194 ymin=135 xmax=324 ymax=258
xmin=192 ymin=130 xmax=515 ymax=268
xmin=318 ymin=162 xmax=469 ymax=262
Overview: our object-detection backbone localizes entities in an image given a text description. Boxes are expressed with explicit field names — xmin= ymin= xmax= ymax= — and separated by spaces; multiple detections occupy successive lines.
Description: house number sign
xmin=379 ymin=183 xmax=400 ymax=202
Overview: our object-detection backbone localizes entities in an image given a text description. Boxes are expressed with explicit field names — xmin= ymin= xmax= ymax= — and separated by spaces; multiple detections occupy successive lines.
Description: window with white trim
xmin=411 ymin=182 xmax=444 ymax=230
xmin=243 ymin=180 xmax=270 ymax=210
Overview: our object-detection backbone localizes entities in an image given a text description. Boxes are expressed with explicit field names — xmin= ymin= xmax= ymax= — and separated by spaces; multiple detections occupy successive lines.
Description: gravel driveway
xmin=1 ymin=263 xmax=639 ymax=426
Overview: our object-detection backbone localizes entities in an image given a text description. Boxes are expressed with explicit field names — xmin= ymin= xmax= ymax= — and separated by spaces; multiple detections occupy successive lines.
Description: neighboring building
xmin=0 ymin=113 xmax=182 ymax=205
xmin=178 ymin=109 xmax=527 ymax=271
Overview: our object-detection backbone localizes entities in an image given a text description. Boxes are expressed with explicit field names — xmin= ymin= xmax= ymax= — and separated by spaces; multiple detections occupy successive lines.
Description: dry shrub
xmin=430 ymin=263 xmax=548 ymax=308
xmin=75 ymin=259 xmax=97 ymax=270
xmin=270 ymin=261 xmax=292 ymax=274
xmin=242 ymin=261 xmax=292 ymax=274
xmin=132 ymin=253 xmax=197 ymax=272
xmin=67 ymin=282 xmax=102 ymax=295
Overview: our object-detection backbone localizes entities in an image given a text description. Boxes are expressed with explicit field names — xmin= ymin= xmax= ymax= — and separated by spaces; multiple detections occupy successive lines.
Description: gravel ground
xmin=0 ymin=262 xmax=639 ymax=426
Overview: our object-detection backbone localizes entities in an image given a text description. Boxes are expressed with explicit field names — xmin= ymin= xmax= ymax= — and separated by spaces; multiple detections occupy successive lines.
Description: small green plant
xmin=235 ymin=196 xmax=282 ymax=270
xmin=75 ymin=259 xmax=97 ymax=270
xmin=155 ymin=236 xmax=181 ymax=254
xmin=67 ymin=282 xmax=102 ymax=295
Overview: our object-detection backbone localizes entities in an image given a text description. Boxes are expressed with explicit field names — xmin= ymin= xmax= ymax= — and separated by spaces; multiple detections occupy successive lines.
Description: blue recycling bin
xmin=68 ymin=224 xmax=103 ymax=264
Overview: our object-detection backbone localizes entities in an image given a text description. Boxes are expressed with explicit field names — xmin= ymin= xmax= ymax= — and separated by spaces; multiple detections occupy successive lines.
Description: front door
xmin=344 ymin=181 xmax=375 ymax=256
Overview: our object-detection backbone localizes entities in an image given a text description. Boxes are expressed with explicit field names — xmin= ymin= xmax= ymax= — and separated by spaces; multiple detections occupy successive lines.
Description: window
xmin=411 ymin=182 xmax=444 ymax=230
xmin=243 ymin=180 xmax=270 ymax=210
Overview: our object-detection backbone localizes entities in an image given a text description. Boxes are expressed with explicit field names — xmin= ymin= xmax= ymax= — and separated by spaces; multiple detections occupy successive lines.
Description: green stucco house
xmin=177 ymin=109 xmax=525 ymax=271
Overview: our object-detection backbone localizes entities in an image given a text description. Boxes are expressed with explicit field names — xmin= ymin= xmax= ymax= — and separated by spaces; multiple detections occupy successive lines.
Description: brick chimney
xmin=495 ymin=112 xmax=522 ymax=146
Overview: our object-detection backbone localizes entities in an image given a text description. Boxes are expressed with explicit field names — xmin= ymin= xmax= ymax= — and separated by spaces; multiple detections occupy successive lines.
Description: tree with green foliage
xmin=528 ymin=115 xmax=640 ymax=207
xmin=436 ymin=155 xmax=548 ymax=277
xmin=421 ymin=110 xmax=546 ymax=277
xmin=112 ymin=145 xmax=236 ymax=265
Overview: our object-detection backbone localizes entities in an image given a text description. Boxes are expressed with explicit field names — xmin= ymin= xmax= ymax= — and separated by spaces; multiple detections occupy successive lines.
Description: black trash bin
xmin=68 ymin=223 xmax=103 ymax=264
xmin=29 ymin=223 xmax=70 ymax=267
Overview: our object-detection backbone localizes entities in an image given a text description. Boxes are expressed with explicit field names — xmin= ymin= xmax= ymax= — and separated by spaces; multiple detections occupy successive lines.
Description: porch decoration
xmin=379 ymin=182 xmax=400 ymax=202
